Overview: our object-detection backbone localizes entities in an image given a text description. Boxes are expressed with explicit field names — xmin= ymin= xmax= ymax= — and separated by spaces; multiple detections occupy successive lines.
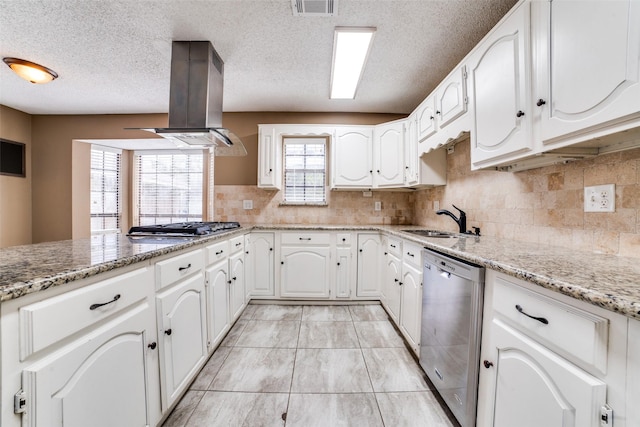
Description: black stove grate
xmin=128 ymin=221 xmax=241 ymax=236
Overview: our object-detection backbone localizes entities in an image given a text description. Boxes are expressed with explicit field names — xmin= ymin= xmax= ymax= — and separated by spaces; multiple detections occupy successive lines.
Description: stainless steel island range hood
xmin=136 ymin=41 xmax=246 ymax=156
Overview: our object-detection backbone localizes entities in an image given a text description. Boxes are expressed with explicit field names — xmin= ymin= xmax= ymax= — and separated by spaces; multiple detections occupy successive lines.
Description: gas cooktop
xmin=127 ymin=221 xmax=241 ymax=238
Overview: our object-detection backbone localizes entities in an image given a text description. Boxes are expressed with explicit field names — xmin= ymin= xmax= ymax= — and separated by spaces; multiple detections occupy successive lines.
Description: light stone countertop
xmin=1 ymin=224 xmax=639 ymax=321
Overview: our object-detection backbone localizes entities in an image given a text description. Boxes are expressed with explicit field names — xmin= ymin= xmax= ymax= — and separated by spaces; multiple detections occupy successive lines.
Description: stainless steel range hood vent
xmin=137 ymin=41 xmax=246 ymax=156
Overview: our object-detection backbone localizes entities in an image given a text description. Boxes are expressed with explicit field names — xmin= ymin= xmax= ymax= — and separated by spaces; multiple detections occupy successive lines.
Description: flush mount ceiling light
xmin=330 ymin=27 xmax=376 ymax=99
xmin=3 ymin=57 xmax=58 ymax=84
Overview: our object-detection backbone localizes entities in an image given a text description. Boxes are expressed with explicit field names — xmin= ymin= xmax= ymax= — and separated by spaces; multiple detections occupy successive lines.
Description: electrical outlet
xmin=584 ymin=184 xmax=615 ymax=213
xmin=243 ymin=200 xmax=253 ymax=210
xmin=433 ymin=200 xmax=440 ymax=211
xmin=374 ymin=201 xmax=382 ymax=211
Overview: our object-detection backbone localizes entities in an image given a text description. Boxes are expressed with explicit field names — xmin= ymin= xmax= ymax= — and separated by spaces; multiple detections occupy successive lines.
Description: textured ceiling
xmin=0 ymin=0 xmax=518 ymax=116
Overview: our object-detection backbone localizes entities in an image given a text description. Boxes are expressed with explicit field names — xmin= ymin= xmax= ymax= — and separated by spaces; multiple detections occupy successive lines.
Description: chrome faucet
xmin=436 ymin=204 xmax=467 ymax=234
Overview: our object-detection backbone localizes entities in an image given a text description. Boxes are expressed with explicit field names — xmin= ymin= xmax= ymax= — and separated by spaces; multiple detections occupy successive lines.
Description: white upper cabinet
xmin=332 ymin=126 xmax=374 ymax=188
xmin=437 ymin=66 xmax=468 ymax=130
xmin=257 ymin=125 xmax=281 ymax=190
xmin=403 ymin=114 xmax=419 ymax=186
xmin=374 ymin=120 xmax=405 ymax=187
xmin=534 ymin=0 xmax=640 ymax=148
xmin=415 ymin=65 xmax=470 ymax=155
xmin=469 ymin=1 xmax=533 ymax=168
xmin=416 ymin=94 xmax=438 ymax=142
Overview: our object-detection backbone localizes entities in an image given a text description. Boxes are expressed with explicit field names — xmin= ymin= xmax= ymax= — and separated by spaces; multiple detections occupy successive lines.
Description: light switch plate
xmin=433 ymin=200 xmax=440 ymax=211
xmin=584 ymin=184 xmax=615 ymax=212
xmin=243 ymin=200 xmax=253 ymax=210
xmin=374 ymin=201 xmax=382 ymax=211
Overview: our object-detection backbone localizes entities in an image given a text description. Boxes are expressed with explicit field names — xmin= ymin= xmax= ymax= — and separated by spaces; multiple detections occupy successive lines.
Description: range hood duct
xmin=138 ymin=41 xmax=246 ymax=156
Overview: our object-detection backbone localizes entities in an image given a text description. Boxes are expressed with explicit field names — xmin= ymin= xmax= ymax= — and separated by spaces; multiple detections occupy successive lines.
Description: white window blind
xmin=283 ymin=138 xmax=326 ymax=204
xmin=90 ymin=147 xmax=121 ymax=234
xmin=135 ymin=152 xmax=204 ymax=225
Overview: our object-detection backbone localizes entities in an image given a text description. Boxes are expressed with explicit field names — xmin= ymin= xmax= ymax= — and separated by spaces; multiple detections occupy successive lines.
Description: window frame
xmin=133 ymin=150 xmax=206 ymax=226
xmin=90 ymin=145 xmax=122 ymax=235
xmin=282 ymin=136 xmax=328 ymax=206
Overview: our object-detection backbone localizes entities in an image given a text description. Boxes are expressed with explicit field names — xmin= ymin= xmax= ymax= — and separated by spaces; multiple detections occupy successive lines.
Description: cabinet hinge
xmin=464 ymin=96 xmax=468 ymax=105
xmin=463 ymin=70 xmax=467 ymax=79
xmin=14 ymin=389 xmax=26 ymax=414
xmin=600 ymin=404 xmax=613 ymax=426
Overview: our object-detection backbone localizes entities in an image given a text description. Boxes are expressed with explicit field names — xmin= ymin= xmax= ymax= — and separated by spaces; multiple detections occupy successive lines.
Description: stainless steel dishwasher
xmin=420 ymin=249 xmax=484 ymax=427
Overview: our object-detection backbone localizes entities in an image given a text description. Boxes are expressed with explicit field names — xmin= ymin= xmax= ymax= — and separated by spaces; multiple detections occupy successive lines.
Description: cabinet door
xmin=536 ymin=0 xmax=640 ymax=145
xmin=281 ymin=246 xmax=331 ymax=298
xmin=383 ymin=253 xmax=402 ymax=324
xmin=335 ymin=247 xmax=354 ymax=298
xmin=246 ymin=232 xmax=275 ymax=297
xmin=205 ymin=260 xmax=230 ymax=349
xmin=332 ymin=127 xmax=374 ymax=188
xmin=400 ymin=263 xmax=422 ymax=354
xmin=374 ymin=121 xmax=405 ymax=187
xmin=489 ymin=319 xmax=606 ymax=427
xmin=157 ymin=273 xmax=208 ymax=409
xmin=470 ymin=2 xmax=533 ymax=167
xmin=356 ymin=233 xmax=382 ymax=297
xmin=403 ymin=115 xmax=419 ymax=186
xmin=257 ymin=126 xmax=281 ymax=189
xmin=437 ymin=66 xmax=468 ymax=129
xmin=228 ymin=252 xmax=246 ymax=321
xmin=417 ymin=94 xmax=438 ymax=141
xmin=22 ymin=303 xmax=157 ymax=427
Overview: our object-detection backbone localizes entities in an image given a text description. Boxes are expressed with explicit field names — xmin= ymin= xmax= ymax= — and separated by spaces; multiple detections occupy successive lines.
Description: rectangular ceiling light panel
xmin=330 ymin=27 xmax=376 ymax=99
xmin=292 ymin=0 xmax=337 ymax=16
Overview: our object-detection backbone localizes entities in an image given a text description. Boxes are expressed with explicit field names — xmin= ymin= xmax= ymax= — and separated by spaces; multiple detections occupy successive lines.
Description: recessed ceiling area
xmin=0 ymin=0 xmax=517 ymax=116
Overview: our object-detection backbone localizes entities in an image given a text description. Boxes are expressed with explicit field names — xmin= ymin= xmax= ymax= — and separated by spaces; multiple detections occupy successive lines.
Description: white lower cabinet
xmin=490 ymin=319 xmax=606 ymax=427
xmin=382 ymin=251 xmax=402 ymax=324
xmin=246 ymin=232 xmax=275 ymax=298
xmin=335 ymin=246 xmax=355 ymax=299
xmin=478 ymin=270 xmax=629 ymax=427
xmin=156 ymin=272 xmax=208 ymax=409
xmin=280 ymin=245 xmax=331 ymax=298
xmin=356 ymin=233 xmax=382 ymax=297
xmin=21 ymin=300 xmax=158 ymax=427
xmin=399 ymin=244 xmax=423 ymax=355
xmin=205 ymin=259 xmax=230 ymax=350
xmin=228 ymin=251 xmax=246 ymax=321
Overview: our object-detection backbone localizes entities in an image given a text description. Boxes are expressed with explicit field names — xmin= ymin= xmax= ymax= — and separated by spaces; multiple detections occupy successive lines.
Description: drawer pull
xmin=89 ymin=294 xmax=121 ymax=310
xmin=390 ymin=244 xmax=396 ymax=248
xmin=178 ymin=264 xmax=191 ymax=271
xmin=148 ymin=342 xmax=157 ymax=350
xmin=235 ymin=242 xmax=242 ymax=247
xmin=407 ymin=252 xmax=415 ymax=257
xmin=215 ymin=250 xmax=224 ymax=255
xmin=299 ymin=237 xmax=312 ymax=241
xmin=515 ymin=304 xmax=549 ymax=325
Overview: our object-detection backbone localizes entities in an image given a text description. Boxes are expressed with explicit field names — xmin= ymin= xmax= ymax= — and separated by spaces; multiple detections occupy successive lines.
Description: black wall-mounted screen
xmin=0 ymin=138 xmax=26 ymax=177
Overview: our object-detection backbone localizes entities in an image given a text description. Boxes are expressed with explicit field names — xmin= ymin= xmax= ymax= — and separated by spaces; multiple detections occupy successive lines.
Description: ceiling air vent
xmin=292 ymin=0 xmax=337 ymax=16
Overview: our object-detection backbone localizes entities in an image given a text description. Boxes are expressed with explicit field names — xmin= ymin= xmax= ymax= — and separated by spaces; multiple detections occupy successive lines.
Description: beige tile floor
xmin=163 ymin=304 xmax=456 ymax=427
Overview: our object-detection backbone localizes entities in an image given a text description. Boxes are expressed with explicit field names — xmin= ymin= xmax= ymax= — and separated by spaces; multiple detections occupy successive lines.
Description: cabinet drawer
xmin=386 ymin=237 xmax=402 ymax=257
xmin=402 ymin=242 xmax=422 ymax=269
xmin=229 ymin=235 xmax=244 ymax=253
xmin=19 ymin=267 xmax=152 ymax=360
xmin=493 ymin=275 xmax=608 ymax=372
xmin=205 ymin=240 xmax=229 ymax=265
xmin=336 ymin=233 xmax=352 ymax=246
xmin=281 ymin=232 xmax=331 ymax=245
xmin=156 ymin=250 xmax=204 ymax=290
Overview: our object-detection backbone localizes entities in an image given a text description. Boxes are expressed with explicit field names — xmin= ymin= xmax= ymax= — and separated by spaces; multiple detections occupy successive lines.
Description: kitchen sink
xmin=402 ymin=229 xmax=460 ymax=238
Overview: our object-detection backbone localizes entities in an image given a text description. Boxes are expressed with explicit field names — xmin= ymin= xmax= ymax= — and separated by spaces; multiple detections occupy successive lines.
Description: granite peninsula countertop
xmin=1 ymin=224 xmax=639 ymax=321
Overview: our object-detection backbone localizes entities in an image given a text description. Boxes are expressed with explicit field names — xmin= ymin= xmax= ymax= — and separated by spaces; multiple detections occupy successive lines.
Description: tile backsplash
xmin=214 ymin=136 xmax=639 ymax=258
